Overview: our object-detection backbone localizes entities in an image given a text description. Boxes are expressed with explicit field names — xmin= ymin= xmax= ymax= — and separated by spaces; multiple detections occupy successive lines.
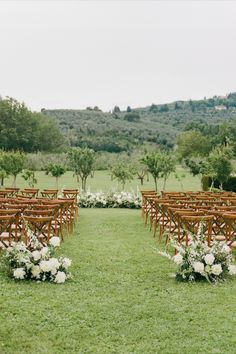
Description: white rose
xmin=32 ymin=250 xmax=41 ymax=262
xmin=13 ymin=268 xmax=26 ymax=279
xmin=48 ymin=258 xmax=60 ymax=275
xmin=40 ymin=247 xmax=49 ymax=256
xmin=16 ymin=243 xmax=27 ymax=252
xmin=204 ymin=254 xmax=215 ymax=266
xmin=49 ymin=236 xmax=60 ymax=248
xmin=222 ymin=244 xmax=231 ymax=254
xmin=211 ymin=264 xmax=223 ymax=276
xmin=39 ymin=260 xmax=51 ymax=273
xmin=31 ymin=265 xmax=41 ymax=279
xmin=54 ymin=271 xmax=66 ymax=284
xmin=228 ymin=265 xmax=236 ymax=275
xmin=193 ymin=262 xmax=205 ymax=274
xmin=62 ymin=258 xmax=72 ymax=269
xmin=173 ymin=253 xmax=183 ymax=265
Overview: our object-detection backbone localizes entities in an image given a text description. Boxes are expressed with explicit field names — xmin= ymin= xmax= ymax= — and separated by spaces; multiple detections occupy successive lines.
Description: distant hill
xmin=42 ymin=93 xmax=236 ymax=153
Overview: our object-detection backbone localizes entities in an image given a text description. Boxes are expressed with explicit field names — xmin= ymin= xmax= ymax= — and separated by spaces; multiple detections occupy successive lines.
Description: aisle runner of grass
xmin=0 ymin=209 xmax=236 ymax=353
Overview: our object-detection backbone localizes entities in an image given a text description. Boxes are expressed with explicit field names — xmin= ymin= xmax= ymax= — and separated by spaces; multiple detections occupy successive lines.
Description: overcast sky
xmin=0 ymin=0 xmax=236 ymax=112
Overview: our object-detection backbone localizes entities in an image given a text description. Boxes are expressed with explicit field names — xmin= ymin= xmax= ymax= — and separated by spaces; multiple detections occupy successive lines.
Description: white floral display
xmin=160 ymin=224 xmax=236 ymax=284
xmin=4 ymin=233 xmax=72 ymax=284
xmin=78 ymin=191 xmax=141 ymax=209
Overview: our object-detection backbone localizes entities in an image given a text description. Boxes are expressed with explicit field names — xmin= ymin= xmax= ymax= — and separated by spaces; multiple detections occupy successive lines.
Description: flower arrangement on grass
xmin=160 ymin=225 xmax=236 ymax=284
xmin=78 ymin=191 xmax=141 ymax=209
xmin=4 ymin=232 xmax=72 ymax=284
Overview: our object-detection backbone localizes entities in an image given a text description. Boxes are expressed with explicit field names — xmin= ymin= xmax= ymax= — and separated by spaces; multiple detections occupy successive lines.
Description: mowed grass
xmin=5 ymin=166 xmax=201 ymax=193
xmin=1 ymin=209 xmax=236 ymax=354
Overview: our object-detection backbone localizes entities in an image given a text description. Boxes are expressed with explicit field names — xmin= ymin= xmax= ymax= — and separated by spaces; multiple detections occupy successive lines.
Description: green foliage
xmin=0 ymin=150 xmax=26 ymax=187
xmin=141 ymin=151 xmax=175 ymax=191
xmin=123 ymin=112 xmax=141 ymax=122
xmin=110 ymin=163 xmax=135 ymax=190
xmin=0 ymin=97 xmax=65 ymax=152
xmin=45 ymin=163 xmax=66 ymax=188
xmin=113 ymin=106 xmax=120 ymax=113
xmin=68 ymin=147 xmax=96 ymax=190
xmin=204 ymin=147 xmax=233 ymax=190
xmin=21 ymin=170 xmax=37 ymax=187
xmin=177 ymin=130 xmax=212 ymax=159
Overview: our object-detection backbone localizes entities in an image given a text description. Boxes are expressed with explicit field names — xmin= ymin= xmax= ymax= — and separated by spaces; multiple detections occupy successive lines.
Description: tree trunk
xmin=12 ymin=175 xmax=16 ymax=188
xmin=140 ymin=177 xmax=144 ymax=185
xmin=146 ymin=173 xmax=149 ymax=182
xmin=163 ymin=177 xmax=167 ymax=191
xmin=56 ymin=177 xmax=59 ymax=189
xmin=1 ymin=177 xmax=4 ymax=187
xmin=220 ymin=182 xmax=223 ymax=190
xmin=154 ymin=177 xmax=158 ymax=192
xmin=82 ymin=177 xmax=86 ymax=191
xmin=76 ymin=175 xmax=80 ymax=184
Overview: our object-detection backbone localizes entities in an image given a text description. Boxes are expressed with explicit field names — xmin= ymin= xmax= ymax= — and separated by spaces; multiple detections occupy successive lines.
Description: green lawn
xmin=5 ymin=166 xmax=201 ymax=193
xmin=0 ymin=209 xmax=236 ymax=353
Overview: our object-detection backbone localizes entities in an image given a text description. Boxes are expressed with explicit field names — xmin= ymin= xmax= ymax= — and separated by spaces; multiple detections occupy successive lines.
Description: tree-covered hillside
xmin=42 ymin=93 xmax=236 ymax=153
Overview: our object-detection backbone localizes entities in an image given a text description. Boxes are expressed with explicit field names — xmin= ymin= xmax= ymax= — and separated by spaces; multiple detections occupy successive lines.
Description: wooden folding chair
xmin=221 ymin=213 xmax=236 ymax=248
xmin=23 ymin=215 xmax=54 ymax=246
xmin=180 ymin=215 xmax=214 ymax=246
xmin=41 ymin=189 xmax=58 ymax=199
xmin=0 ymin=215 xmax=21 ymax=248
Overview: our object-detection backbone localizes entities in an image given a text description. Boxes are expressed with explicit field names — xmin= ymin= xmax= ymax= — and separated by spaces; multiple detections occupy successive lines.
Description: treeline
xmin=0 ymin=97 xmax=64 ymax=152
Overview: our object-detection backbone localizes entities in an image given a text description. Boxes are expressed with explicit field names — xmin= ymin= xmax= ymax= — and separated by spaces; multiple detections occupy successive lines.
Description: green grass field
xmin=5 ymin=166 xmax=201 ymax=193
xmin=1 ymin=209 xmax=236 ymax=353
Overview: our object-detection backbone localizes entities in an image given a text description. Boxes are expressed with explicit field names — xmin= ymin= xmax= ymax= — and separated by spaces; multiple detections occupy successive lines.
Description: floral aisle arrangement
xmin=78 ymin=191 xmax=141 ymax=209
xmin=4 ymin=233 xmax=72 ymax=284
xmin=160 ymin=225 xmax=236 ymax=284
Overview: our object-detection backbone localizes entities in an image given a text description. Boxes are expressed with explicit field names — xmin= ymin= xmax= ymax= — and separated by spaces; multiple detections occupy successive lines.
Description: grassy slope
xmin=0 ymin=209 xmax=236 ymax=353
xmin=5 ymin=167 xmax=201 ymax=193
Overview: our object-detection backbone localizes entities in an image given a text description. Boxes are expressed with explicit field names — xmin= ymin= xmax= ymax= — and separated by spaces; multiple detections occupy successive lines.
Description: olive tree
xmin=141 ymin=151 xmax=175 ymax=191
xmin=0 ymin=151 xmax=25 ymax=187
xmin=45 ymin=163 xmax=66 ymax=189
xmin=68 ymin=147 xmax=95 ymax=191
xmin=110 ymin=163 xmax=135 ymax=190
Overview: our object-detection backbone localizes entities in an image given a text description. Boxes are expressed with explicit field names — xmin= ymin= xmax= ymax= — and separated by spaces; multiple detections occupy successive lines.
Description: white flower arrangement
xmin=4 ymin=233 xmax=72 ymax=284
xmin=78 ymin=191 xmax=141 ymax=209
xmin=160 ymin=224 xmax=236 ymax=284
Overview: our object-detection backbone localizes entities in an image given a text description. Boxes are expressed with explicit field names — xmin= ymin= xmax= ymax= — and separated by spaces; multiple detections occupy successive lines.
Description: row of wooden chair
xmin=0 ymin=188 xmax=79 ymax=199
xmin=141 ymin=190 xmax=236 ymax=249
xmin=0 ymin=189 xmax=79 ymax=248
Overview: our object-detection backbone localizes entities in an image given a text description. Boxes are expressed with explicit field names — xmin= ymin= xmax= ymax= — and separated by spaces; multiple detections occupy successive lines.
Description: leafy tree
xmin=110 ymin=163 xmax=135 ymax=190
xmin=149 ymin=104 xmax=158 ymax=113
xmin=177 ymin=130 xmax=212 ymax=160
xmin=126 ymin=106 xmax=132 ymax=112
xmin=204 ymin=147 xmax=233 ymax=190
xmin=22 ymin=170 xmax=37 ymax=187
xmin=68 ymin=147 xmax=95 ymax=191
xmin=0 ymin=169 xmax=8 ymax=187
xmin=124 ymin=112 xmax=140 ymax=122
xmin=160 ymin=153 xmax=176 ymax=190
xmin=0 ymin=151 xmax=26 ymax=187
xmin=0 ymin=97 xmax=64 ymax=152
xmin=113 ymin=106 xmax=120 ymax=113
xmin=159 ymin=104 xmax=169 ymax=112
xmin=45 ymin=164 xmax=66 ymax=189
xmin=141 ymin=152 xmax=162 ymax=191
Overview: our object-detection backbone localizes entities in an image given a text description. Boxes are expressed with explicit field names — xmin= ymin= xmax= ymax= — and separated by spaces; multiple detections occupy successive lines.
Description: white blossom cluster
xmin=160 ymin=224 xmax=236 ymax=283
xmin=5 ymin=236 xmax=72 ymax=284
xmin=78 ymin=191 xmax=141 ymax=209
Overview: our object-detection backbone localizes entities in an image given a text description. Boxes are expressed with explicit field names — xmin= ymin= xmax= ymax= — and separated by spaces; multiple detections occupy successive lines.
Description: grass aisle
xmin=0 ymin=209 xmax=236 ymax=354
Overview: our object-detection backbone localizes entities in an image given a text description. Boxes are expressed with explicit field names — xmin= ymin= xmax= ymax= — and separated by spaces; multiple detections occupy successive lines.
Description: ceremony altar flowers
xmin=160 ymin=225 xmax=236 ymax=283
xmin=78 ymin=191 xmax=141 ymax=209
xmin=4 ymin=233 xmax=72 ymax=284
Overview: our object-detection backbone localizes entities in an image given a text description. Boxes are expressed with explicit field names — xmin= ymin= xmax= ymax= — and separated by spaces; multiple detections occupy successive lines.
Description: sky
xmin=0 ymin=0 xmax=236 ymax=112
